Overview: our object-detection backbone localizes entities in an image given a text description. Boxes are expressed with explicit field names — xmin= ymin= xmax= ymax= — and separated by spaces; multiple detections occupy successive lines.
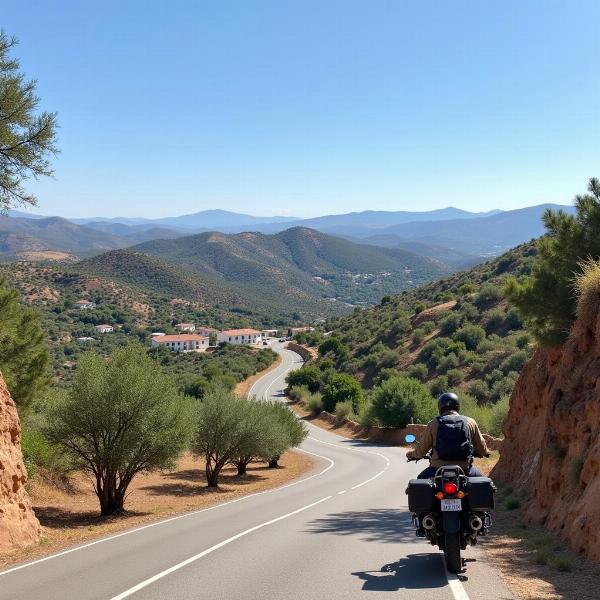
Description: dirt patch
xmin=411 ymin=300 xmax=457 ymax=327
xmin=21 ymin=285 xmax=60 ymax=303
xmin=235 ymin=354 xmax=282 ymax=397
xmin=0 ymin=450 xmax=312 ymax=568
xmin=15 ymin=251 xmax=77 ymax=262
xmin=483 ymin=482 xmax=600 ymax=600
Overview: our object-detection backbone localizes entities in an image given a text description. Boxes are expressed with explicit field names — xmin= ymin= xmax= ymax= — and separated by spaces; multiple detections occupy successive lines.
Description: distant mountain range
xmin=4 ymin=203 xmax=574 ymax=266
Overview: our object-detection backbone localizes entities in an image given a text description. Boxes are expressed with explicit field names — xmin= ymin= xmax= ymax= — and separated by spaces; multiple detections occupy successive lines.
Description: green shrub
xmin=515 ymin=333 xmax=531 ymax=349
xmin=500 ymin=350 xmax=529 ymax=374
xmin=408 ymin=363 xmax=428 ymax=381
xmin=489 ymin=396 xmax=509 ymax=437
xmin=285 ymin=365 xmax=322 ymax=393
xmin=460 ymin=394 xmax=492 ymax=433
xmin=437 ymin=352 xmax=460 ymax=373
xmin=468 ymin=379 xmax=490 ymax=402
xmin=322 ymin=373 xmax=363 ymax=413
xmin=446 ymin=368 xmax=465 ymax=386
xmin=411 ymin=328 xmax=426 ymax=345
xmin=532 ymin=547 xmax=551 ymax=565
xmin=475 ymin=283 xmax=503 ymax=306
xmin=439 ymin=312 xmax=464 ymax=335
xmin=422 ymin=322 xmax=436 ymax=335
xmin=548 ymin=555 xmax=574 ymax=572
xmin=334 ymin=400 xmax=355 ymax=424
xmin=458 ymin=302 xmax=479 ymax=321
xmin=453 ymin=325 xmax=486 ymax=351
xmin=429 ymin=375 xmax=449 ymax=397
xmin=306 ymin=392 xmax=323 ymax=415
xmin=357 ymin=400 xmax=376 ymax=427
xmin=371 ymin=376 xmax=436 ymax=428
xmin=484 ymin=309 xmax=505 ymax=333
xmin=414 ymin=302 xmax=426 ymax=314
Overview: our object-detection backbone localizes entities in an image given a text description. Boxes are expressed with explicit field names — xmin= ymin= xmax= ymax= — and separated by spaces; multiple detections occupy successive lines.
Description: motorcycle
xmin=404 ymin=433 xmax=496 ymax=573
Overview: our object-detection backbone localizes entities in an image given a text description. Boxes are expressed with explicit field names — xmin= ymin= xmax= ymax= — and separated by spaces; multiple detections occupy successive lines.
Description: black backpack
xmin=435 ymin=415 xmax=473 ymax=461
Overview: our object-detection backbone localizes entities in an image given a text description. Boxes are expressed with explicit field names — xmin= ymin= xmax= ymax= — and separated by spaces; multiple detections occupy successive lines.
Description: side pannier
xmin=406 ymin=479 xmax=435 ymax=513
xmin=466 ymin=477 xmax=496 ymax=511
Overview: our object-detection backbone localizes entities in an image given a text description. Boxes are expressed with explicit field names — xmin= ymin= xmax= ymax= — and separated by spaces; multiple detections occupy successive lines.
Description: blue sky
xmin=3 ymin=1 xmax=599 ymax=218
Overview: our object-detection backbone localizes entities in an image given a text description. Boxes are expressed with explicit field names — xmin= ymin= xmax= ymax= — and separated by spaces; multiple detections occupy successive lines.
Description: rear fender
xmin=442 ymin=511 xmax=461 ymax=534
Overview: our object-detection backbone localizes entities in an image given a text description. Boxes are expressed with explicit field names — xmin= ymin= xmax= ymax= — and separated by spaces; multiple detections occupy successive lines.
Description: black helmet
xmin=438 ymin=392 xmax=460 ymax=414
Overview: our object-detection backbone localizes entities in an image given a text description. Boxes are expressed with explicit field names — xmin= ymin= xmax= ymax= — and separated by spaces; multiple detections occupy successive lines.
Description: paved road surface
xmin=0 ymin=342 xmax=514 ymax=600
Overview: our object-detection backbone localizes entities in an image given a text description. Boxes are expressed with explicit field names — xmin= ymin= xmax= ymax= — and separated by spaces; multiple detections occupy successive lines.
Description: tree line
xmin=29 ymin=344 xmax=307 ymax=516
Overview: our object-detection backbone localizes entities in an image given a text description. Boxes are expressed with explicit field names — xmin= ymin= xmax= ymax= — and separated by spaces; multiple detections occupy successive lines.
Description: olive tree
xmin=259 ymin=402 xmax=308 ymax=468
xmin=46 ymin=344 xmax=193 ymax=515
xmin=194 ymin=388 xmax=257 ymax=487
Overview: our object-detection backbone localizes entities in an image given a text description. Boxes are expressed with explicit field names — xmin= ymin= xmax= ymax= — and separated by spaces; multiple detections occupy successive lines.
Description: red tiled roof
xmin=153 ymin=334 xmax=209 ymax=342
xmin=220 ymin=329 xmax=261 ymax=336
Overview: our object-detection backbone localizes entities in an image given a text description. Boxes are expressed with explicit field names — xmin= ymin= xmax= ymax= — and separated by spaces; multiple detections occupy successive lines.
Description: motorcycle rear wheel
xmin=444 ymin=532 xmax=462 ymax=573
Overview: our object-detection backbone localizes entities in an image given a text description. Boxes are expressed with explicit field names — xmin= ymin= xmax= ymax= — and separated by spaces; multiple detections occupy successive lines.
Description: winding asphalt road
xmin=0 ymin=343 xmax=514 ymax=600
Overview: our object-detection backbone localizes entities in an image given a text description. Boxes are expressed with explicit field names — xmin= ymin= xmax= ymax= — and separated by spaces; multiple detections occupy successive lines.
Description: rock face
xmin=0 ymin=372 xmax=41 ymax=552
xmin=493 ymin=306 xmax=600 ymax=561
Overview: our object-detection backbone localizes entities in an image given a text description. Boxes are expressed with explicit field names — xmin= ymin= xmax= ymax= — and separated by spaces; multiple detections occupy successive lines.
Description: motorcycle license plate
xmin=441 ymin=499 xmax=462 ymax=511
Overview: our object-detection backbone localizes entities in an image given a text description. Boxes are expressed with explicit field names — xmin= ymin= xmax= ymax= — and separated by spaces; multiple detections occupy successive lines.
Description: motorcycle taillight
xmin=443 ymin=482 xmax=458 ymax=495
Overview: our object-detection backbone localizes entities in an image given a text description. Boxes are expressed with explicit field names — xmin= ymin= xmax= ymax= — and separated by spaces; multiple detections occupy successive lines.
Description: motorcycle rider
xmin=406 ymin=392 xmax=490 ymax=478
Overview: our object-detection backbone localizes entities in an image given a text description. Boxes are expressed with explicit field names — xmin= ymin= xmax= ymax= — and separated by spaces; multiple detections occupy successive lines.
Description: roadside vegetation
xmin=21 ymin=343 xmax=305 ymax=515
xmin=287 ymin=243 xmax=538 ymax=435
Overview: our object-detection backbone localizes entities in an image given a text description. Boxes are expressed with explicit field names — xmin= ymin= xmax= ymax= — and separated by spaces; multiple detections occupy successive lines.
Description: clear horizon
xmin=11 ymin=202 xmax=573 ymax=222
xmin=3 ymin=1 xmax=599 ymax=219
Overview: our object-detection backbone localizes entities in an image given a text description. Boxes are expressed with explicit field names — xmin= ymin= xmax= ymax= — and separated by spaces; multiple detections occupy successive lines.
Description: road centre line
xmin=109 ymin=495 xmax=333 ymax=600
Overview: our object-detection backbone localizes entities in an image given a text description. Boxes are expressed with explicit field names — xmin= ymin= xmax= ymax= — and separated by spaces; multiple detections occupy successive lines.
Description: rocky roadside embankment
xmin=493 ymin=300 xmax=600 ymax=561
xmin=0 ymin=372 xmax=40 ymax=552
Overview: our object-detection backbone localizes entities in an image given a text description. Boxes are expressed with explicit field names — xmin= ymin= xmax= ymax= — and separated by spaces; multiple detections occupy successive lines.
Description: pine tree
xmin=0 ymin=276 xmax=50 ymax=409
xmin=505 ymin=177 xmax=600 ymax=345
xmin=0 ymin=31 xmax=58 ymax=212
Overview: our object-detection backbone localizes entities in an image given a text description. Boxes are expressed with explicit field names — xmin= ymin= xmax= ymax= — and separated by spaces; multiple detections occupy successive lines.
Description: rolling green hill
xmin=134 ymin=226 xmax=449 ymax=307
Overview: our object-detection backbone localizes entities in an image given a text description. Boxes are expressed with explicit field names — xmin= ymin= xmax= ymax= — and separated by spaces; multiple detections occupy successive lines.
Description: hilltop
xmin=134 ymin=226 xmax=448 ymax=307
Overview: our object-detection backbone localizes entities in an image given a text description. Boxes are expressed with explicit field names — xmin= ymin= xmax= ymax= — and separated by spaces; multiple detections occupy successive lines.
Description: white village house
xmin=151 ymin=333 xmax=209 ymax=352
xmin=76 ymin=299 xmax=97 ymax=310
xmin=175 ymin=323 xmax=196 ymax=332
xmin=95 ymin=324 xmax=114 ymax=333
xmin=262 ymin=329 xmax=278 ymax=338
xmin=218 ymin=328 xmax=263 ymax=345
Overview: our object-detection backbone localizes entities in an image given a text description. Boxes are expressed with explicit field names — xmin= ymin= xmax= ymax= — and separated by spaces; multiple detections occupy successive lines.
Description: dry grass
xmin=0 ymin=450 xmax=313 ymax=568
xmin=574 ymin=257 xmax=600 ymax=322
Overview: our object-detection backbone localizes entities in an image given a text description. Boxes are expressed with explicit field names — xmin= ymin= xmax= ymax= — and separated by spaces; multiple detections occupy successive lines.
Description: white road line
xmin=109 ymin=495 xmax=333 ymax=600
xmin=0 ymin=347 xmax=331 ymax=579
xmin=350 ymin=470 xmax=387 ymax=490
xmin=0 ymin=448 xmax=335 ymax=578
xmin=445 ymin=568 xmax=471 ymax=600
xmin=337 ymin=490 xmax=347 ymax=495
